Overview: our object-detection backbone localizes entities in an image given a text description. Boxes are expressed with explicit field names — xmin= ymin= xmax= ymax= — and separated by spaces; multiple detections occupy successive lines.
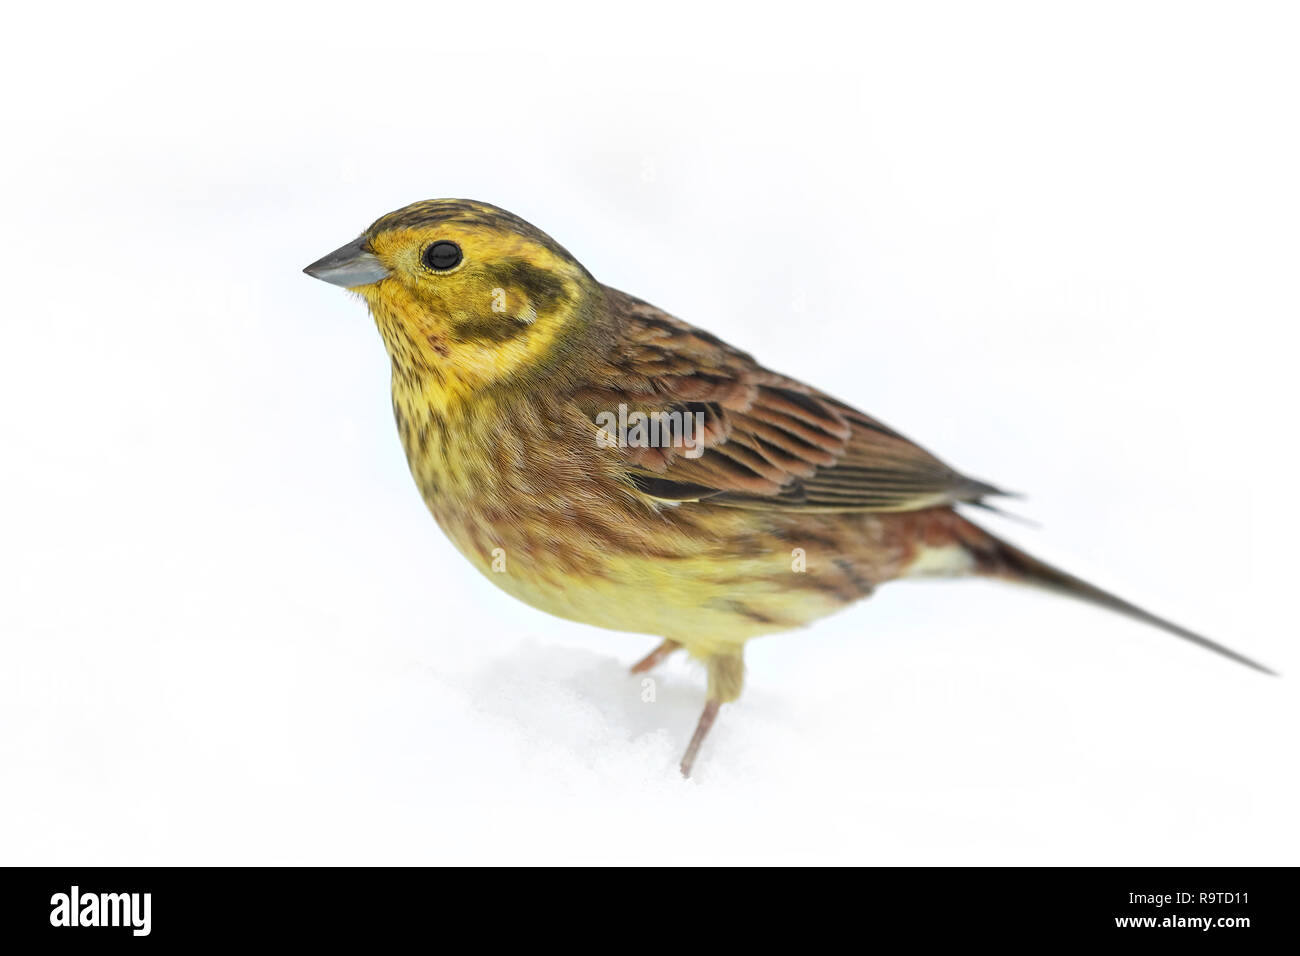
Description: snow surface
xmin=2 ymin=1 xmax=1298 ymax=864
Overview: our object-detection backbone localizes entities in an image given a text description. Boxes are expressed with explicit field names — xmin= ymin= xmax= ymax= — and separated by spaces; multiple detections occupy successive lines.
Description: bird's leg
xmin=680 ymin=699 xmax=720 ymax=778
xmin=679 ymin=650 xmax=745 ymax=778
xmin=630 ymin=638 xmax=680 ymax=674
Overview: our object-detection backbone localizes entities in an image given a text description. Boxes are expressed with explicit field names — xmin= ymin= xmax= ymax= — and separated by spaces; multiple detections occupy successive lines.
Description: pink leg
xmin=630 ymin=639 xmax=680 ymax=674
xmin=679 ymin=699 xmax=721 ymax=778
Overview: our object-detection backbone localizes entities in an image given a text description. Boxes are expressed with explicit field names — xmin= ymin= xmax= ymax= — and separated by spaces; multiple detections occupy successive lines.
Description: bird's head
xmin=305 ymin=199 xmax=605 ymax=405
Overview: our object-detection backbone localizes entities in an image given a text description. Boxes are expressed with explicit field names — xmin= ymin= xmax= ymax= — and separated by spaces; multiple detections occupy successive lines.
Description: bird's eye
xmin=422 ymin=240 xmax=463 ymax=272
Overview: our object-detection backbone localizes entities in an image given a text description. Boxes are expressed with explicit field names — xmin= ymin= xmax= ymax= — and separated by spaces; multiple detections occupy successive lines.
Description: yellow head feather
xmin=357 ymin=200 xmax=602 ymax=412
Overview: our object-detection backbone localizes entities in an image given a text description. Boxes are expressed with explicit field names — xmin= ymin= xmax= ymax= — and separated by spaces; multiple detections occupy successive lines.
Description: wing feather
xmin=577 ymin=289 xmax=1008 ymax=513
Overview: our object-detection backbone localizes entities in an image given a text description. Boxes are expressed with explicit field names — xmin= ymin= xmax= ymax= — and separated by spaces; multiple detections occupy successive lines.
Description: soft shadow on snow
xmin=394 ymin=639 xmax=803 ymax=786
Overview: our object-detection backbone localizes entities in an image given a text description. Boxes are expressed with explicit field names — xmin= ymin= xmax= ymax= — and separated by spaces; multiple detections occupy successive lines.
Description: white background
xmin=2 ymin=1 xmax=1297 ymax=864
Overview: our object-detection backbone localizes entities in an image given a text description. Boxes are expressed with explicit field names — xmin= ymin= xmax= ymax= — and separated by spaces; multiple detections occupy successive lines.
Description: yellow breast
xmin=390 ymin=381 xmax=857 ymax=655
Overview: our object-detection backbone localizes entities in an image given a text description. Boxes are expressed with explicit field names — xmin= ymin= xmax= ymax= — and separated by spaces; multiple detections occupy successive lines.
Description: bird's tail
xmin=948 ymin=514 xmax=1276 ymax=675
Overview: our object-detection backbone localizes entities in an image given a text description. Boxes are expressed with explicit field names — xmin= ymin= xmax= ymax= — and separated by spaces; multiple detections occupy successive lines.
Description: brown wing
xmin=574 ymin=288 xmax=1006 ymax=512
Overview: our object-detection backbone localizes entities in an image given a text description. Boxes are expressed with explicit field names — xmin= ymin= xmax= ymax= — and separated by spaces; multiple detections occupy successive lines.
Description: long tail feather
xmin=965 ymin=521 xmax=1276 ymax=675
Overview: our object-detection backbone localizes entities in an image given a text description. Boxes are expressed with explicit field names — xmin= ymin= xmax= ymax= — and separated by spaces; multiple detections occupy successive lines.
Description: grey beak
xmin=303 ymin=237 xmax=390 ymax=288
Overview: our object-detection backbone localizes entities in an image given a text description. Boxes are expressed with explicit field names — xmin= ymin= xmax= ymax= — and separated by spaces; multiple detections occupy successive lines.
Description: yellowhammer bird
xmin=305 ymin=199 xmax=1273 ymax=777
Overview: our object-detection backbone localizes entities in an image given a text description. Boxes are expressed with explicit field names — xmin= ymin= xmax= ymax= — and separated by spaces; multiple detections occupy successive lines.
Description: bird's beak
xmin=303 ymin=237 xmax=390 ymax=288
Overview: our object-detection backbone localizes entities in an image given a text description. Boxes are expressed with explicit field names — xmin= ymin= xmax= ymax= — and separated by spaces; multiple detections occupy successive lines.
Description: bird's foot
xmin=630 ymin=639 xmax=680 ymax=674
xmin=679 ymin=698 xmax=721 ymax=779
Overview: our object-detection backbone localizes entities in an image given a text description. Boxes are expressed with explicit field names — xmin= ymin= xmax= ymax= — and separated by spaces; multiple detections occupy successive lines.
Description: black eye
xmin=422 ymin=240 xmax=462 ymax=271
